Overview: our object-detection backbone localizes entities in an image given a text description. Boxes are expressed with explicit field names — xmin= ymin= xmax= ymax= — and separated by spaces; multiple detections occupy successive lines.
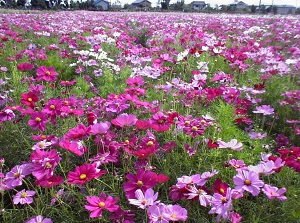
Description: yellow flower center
xmin=115 ymin=103 xmax=120 ymax=107
xmin=21 ymin=192 xmax=27 ymax=198
xmin=147 ymin=141 xmax=154 ymax=146
xmin=80 ymin=174 xmax=87 ymax=180
xmin=185 ymin=121 xmax=190 ymax=125
xmin=137 ymin=180 xmax=143 ymax=186
xmin=141 ymin=199 xmax=147 ymax=205
xmin=48 ymin=181 xmax=53 ymax=184
xmin=221 ymin=197 xmax=227 ymax=203
xmin=98 ymin=202 xmax=105 ymax=208
xmin=45 ymin=162 xmax=52 ymax=169
xmin=39 ymin=143 xmax=44 ymax=148
xmin=171 ymin=214 xmax=177 ymax=219
xmin=220 ymin=188 xmax=225 ymax=194
xmin=42 ymin=135 xmax=47 ymax=139
xmin=158 ymin=119 xmax=163 ymax=124
xmin=50 ymin=105 xmax=55 ymax=110
xmin=235 ymin=165 xmax=240 ymax=168
xmin=35 ymin=117 xmax=41 ymax=122
xmin=244 ymin=179 xmax=251 ymax=186
xmin=64 ymin=101 xmax=68 ymax=105
xmin=28 ymin=98 xmax=33 ymax=102
xmin=14 ymin=172 xmax=20 ymax=178
xmin=46 ymin=71 xmax=51 ymax=75
xmin=192 ymin=126 xmax=198 ymax=132
xmin=124 ymin=139 xmax=129 ymax=144
xmin=297 ymin=157 xmax=300 ymax=162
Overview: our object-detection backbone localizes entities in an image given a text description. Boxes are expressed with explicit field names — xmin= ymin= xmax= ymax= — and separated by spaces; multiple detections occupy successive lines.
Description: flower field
xmin=0 ymin=11 xmax=299 ymax=223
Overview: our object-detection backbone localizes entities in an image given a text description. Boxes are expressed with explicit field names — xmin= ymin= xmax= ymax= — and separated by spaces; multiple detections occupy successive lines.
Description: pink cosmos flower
xmin=24 ymin=215 xmax=53 ymax=223
xmin=164 ymin=204 xmax=188 ymax=221
xmin=209 ymin=188 xmax=233 ymax=222
xmin=111 ymin=113 xmax=137 ymax=128
xmin=59 ymin=139 xmax=86 ymax=156
xmin=34 ymin=175 xmax=63 ymax=188
xmin=28 ymin=111 xmax=48 ymax=132
xmin=13 ymin=189 xmax=36 ymax=205
xmin=150 ymin=112 xmax=171 ymax=132
xmin=262 ymin=184 xmax=287 ymax=200
xmin=89 ymin=122 xmax=111 ymax=135
xmin=123 ymin=169 xmax=158 ymax=199
xmin=185 ymin=185 xmax=212 ymax=207
xmin=36 ymin=66 xmax=58 ymax=82
xmin=128 ymin=188 xmax=159 ymax=209
xmin=218 ymin=139 xmax=243 ymax=151
xmin=50 ymin=189 xmax=64 ymax=206
xmin=5 ymin=164 xmax=32 ymax=189
xmin=30 ymin=149 xmax=61 ymax=180
xmin=64 ymin=123 xmax=90 ymax=140
xmin=67 ymin=163 xmax=106 ymax=185
xmin=85 ymin=192 xmax=119 ymax=218
xmin=253 ymin=105 xmax=274 ymax=115
xmin=148 ymin=203 xmax=169 ymax=223
xmin=0 ymin=109 xmax=15 ymax=122
xmin=228 ymin=159 xmax=248 ymax=171
xmin=17 ymin=62 xmax=34 ymax=72
xmin=230 ymin=211 xmax=242 ymax=223
xmin=249 ymin=132 xmax=267 ymax=140
xmin=233 ymin=170 xmax=264 ymax=196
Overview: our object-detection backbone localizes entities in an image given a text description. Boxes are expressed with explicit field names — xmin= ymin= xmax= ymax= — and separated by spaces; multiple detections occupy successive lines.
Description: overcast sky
xmin=115 ymin=0 xmax=299 ymax=7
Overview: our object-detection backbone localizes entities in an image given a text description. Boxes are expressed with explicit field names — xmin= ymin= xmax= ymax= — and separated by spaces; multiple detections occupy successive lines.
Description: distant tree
xmin=272 ymin=5 xmax=277 ymax=14
xmin=174 ymin=0 xmax=184 ymax=11
xmin=123 ymin=3 xmax=130 ymax=9
xmin=31 ymin=0 xmax=47 ymax=9
xmin=251 ymin=4 xmax=256 ymax=13
xmin=161 ymin=0 xmax=170 ymax=10
xmin=296 ymin=7 xmax=300 ymax=14
xmin=220 ymin=5 xmax=227 ymax=11
xmin=260 ymin=4 xmax=266 ymax=14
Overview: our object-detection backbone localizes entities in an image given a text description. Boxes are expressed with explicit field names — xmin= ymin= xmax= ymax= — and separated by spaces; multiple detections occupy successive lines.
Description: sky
xmin=114 ymin=0 xmax=299 ymax=7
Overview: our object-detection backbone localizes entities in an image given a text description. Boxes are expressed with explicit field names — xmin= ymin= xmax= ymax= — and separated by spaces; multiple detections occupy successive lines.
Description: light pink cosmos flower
xmin=176 ymin=174 xmax=201 ymax=188
xmin=128 ymin=188 xmax=159 ymax=209
xmin=253 ymin=105 xmax=274 ymax=115
xmin=24 ymin=215 xmax=53 ymax=223
xmin=5 ymin=164 xmax=32 ymax=189
xmin=218 ymin=139 xmax=243 ymax=151
xmin=185 ymin=185 xmax=212 ymax=207
xmin=13 ymin=189 xmax=36 ymax=205
xmin=248 ymin=132 xmax=267 ymax=140
xmin=148 ymin=203 xmax=169 ymax=223
xmin=233 ymin=170 xmax=264 ymax=196
xmin=209 ymin=188 xmax=233 ymax=222
xmin=164 ymin=204 xmax=188 ymax=221
xmin=111 ymin=113 xmax=137 ymax=128
xmin=229 ymin=159 xmax=248 ymax=171
xmin=262 ymin=184 xmax=287 ymax=200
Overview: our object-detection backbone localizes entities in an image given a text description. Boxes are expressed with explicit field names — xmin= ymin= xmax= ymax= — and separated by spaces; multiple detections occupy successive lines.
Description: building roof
xmin=132 ymin=0 xmax=150 ymax=4
xmin=191 ymin=1 xmax=206 ymax=4
xmin=94 ymin=0 xmax=109 ymax=4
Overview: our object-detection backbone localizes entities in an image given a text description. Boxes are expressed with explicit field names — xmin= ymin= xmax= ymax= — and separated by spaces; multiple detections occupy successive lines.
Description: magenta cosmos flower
xmin=233 ymin=170 xmax=264 ymax=196
xmin=123 ymin=169 xmax=158 ymax=199
xmin=111 ymin=113 xmax=137 ymax=128
xmin=13 ymin=189 xmax=36 ymax=205
xmin=85 ymin=192 xmax=119 ymax=218
xmin=28 ymin=111 xmax=48 ymax=132
xmin=36 ymin=66 xmax=58 ymax=82
xmin=24 ymin=215 xmax=52 ymax=223
xmin=67 ymin=163 xmax=106 ymax=185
